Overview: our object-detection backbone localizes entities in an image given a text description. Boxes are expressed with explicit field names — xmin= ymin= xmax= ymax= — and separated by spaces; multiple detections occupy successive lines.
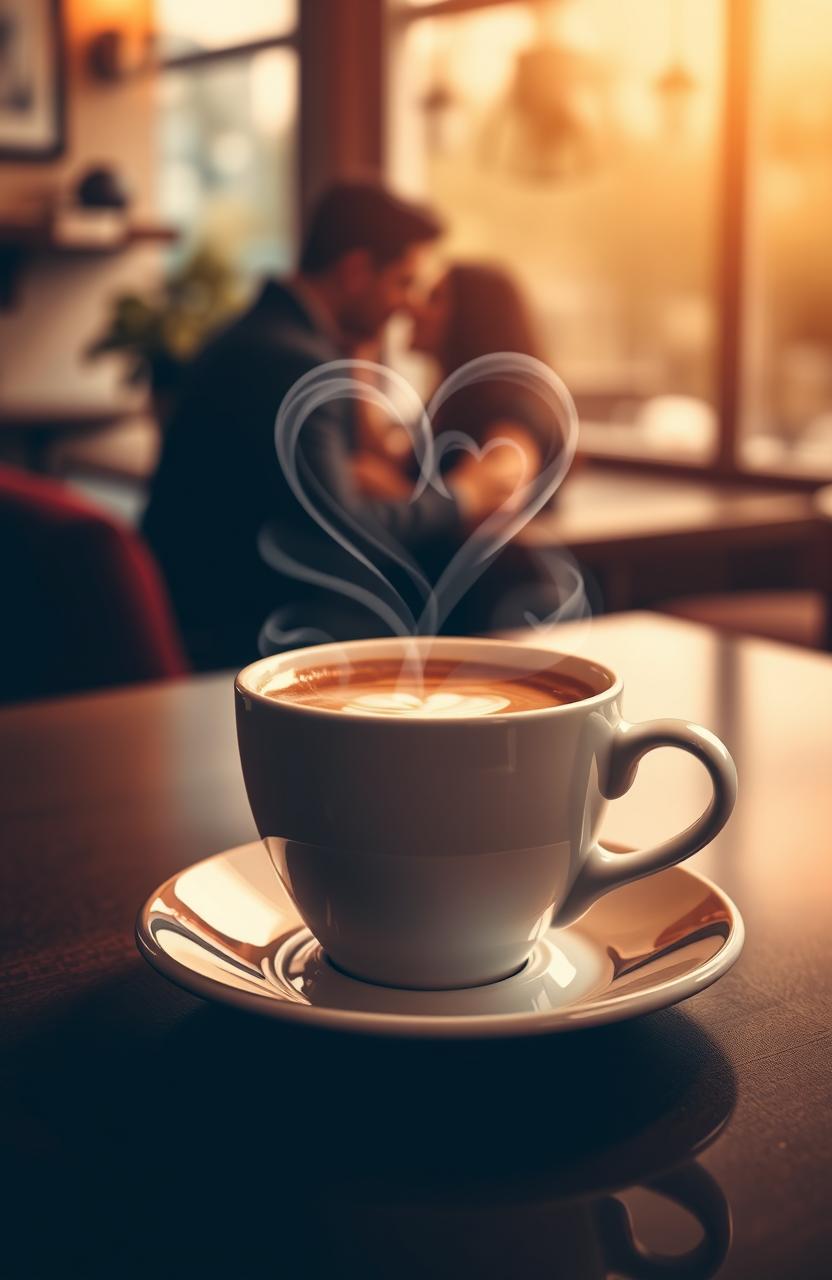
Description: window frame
xmin=158 ymin=33 xmax=298 ymax=74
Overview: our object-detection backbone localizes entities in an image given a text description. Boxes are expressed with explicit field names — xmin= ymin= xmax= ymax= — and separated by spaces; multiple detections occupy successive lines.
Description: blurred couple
xmin=143 ymin=180 xmax=561 ymax=670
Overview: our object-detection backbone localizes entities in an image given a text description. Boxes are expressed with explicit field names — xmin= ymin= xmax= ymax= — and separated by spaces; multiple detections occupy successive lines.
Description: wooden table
xmin=520 ymin=466 xmax=826 ymax=613
xmin=2 ymin=614 xmax=830 ymax=1278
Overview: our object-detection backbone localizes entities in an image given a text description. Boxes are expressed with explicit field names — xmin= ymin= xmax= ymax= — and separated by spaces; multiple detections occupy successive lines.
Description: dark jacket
xmin=142 ymin=282 xmax=459 ymax=670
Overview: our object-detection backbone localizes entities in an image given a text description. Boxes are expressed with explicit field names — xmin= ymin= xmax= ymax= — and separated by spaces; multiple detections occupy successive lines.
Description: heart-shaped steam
xmin=263 ymin=352 xmax=578 ymax=641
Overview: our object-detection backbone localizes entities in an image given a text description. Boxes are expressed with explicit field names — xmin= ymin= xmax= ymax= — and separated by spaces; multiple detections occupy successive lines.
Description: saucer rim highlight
xmin=135 ymin=843 xmax=745 ymax=1039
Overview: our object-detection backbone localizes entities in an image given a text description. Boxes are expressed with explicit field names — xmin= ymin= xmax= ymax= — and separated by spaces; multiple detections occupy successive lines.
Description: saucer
xmin=136 ymin=842 xmax=744 ymax=1039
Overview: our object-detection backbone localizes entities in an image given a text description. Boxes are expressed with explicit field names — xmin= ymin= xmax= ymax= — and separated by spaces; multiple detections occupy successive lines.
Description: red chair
xmin=0 ymin=465 xmax=188 ymax=703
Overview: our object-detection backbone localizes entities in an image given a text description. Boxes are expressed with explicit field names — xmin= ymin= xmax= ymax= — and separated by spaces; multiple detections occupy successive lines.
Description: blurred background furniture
xmin=0 ymin=218 xmax=177 ymax=307
xmin=0 ymin=465 xmax=186 ymax=704
xmin=657 ymin=483 xmax=832 ymax=649
xmin=0 ymin=400 xmax=150 ymax=474
xmin=49 ymin=411 xmax=160 ymax=482
xmin=520 ymin=466 xmax=831 ymax=647
xmin=659 ymin=590 xmax=827 ymax=648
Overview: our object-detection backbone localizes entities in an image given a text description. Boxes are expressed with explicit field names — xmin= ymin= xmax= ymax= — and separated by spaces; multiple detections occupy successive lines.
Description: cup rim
xmin=235 ymin=636 xmax=621 ymax=724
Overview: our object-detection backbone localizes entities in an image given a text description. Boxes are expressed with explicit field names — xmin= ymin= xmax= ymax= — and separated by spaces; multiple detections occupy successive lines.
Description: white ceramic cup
xmin=235 ymin=636 xmax=737 ymax=990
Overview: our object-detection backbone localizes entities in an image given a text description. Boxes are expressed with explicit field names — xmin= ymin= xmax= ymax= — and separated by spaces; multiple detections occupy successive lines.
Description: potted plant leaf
xmin=87 ymin=246 xmax=245 ymax=425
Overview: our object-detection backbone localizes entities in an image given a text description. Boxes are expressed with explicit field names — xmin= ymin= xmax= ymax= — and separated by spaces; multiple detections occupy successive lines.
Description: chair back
xmin=0 ymin=466 xmax=188 ymax=703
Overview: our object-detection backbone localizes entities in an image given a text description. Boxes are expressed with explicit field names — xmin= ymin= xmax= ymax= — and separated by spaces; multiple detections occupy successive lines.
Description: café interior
xmin=2 ymin=3 xmax=831 ymax=1278
xmin=2 ymin=0 xmax=832 ymax=688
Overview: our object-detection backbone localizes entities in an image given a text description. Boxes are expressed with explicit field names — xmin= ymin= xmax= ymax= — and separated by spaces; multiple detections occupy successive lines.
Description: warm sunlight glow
xmin=388 ymin=0 xmax=723 ymax=464
xmin=250 ymin=47 xmax=297 ymax=135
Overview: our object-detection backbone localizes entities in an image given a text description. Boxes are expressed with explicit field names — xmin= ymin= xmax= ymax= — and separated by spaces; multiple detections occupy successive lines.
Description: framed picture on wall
xmin=0 ymin=0 xmax=64 ymax=161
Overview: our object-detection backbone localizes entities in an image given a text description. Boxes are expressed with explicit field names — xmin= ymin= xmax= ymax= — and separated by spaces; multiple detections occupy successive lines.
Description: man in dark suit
xmin=143 ymin=182 xmax=504 ymax=670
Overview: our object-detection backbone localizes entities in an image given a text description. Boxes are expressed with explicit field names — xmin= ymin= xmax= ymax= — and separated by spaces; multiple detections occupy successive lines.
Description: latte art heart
xmin=342 ymin=691 xmax=512 ymax=718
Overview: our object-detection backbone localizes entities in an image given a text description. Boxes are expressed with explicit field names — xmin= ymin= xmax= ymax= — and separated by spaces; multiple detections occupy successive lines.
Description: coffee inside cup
xmin=266 ymin=657 xmax=595 ymax=718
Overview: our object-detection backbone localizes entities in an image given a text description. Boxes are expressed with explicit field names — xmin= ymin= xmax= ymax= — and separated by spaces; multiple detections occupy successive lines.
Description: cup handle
xmin=557 ymin=719 xmax=738 ymax=926
xmin=598 ymin=1162 xmax=733 ymax=1279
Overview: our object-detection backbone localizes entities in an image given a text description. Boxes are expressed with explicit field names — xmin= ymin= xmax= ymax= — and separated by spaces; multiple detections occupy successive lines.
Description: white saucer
xmin=136 ymin=842 xmax=744 ymax=1039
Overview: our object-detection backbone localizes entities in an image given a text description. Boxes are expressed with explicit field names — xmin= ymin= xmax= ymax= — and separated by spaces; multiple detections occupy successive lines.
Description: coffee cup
xmin=235 ymin=636 xmax=736 ymax=990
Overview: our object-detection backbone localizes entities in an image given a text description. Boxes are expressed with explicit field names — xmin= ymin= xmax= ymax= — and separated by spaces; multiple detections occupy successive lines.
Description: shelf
xmin=0 ymin=400 xmax=151 ymax=473
xmin=0 ymin=220 xmax=178 ymax=252
xmin=0 ymin=221 xmax=179 ymax=306
xmin=0 ymin=401 xmax=144 ymax=430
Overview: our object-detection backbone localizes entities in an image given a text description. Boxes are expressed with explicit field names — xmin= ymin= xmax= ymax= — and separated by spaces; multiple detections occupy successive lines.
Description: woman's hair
xmin=437 ymin=262 xmax=541 ymax=375
xmin=433 ymin=263 xmax=546 ymax=441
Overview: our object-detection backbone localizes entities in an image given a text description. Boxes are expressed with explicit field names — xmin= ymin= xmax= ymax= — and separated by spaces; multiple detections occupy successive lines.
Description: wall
xmin=0 ymin=0 xmax=159 ymax=405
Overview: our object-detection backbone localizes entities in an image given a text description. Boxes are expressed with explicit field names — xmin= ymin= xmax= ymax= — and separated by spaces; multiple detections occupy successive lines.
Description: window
xmin=388 ymin=0 xmax=832 ymax=481
xmin=155 ymin=2 xmax=299 ymax=277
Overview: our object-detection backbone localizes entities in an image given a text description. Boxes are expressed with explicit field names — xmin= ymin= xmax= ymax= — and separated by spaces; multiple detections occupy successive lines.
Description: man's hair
xmin=300 ymin=180 xmax=443 ymax=274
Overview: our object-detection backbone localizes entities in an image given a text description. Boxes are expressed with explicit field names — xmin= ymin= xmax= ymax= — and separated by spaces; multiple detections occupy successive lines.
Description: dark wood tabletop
xmin=2 ymin=613 xmax=830 ymax=1279
xmin=523 ymin=468 xmax=818 ymax=554
xmin=518 ymin=467 xmax=827 ymax=614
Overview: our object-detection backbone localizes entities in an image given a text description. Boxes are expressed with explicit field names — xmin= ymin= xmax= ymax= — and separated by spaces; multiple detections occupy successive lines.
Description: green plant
xmin=87 ymin=247 xmax=245 ymax=387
